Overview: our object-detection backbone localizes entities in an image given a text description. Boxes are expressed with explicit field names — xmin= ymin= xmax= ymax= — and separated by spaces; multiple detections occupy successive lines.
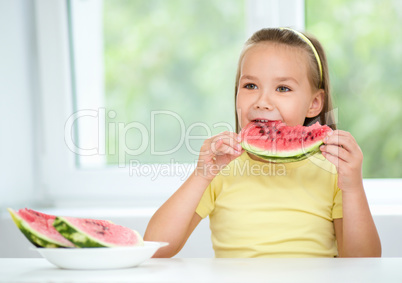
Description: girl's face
xmin=236 ymin=42 xmax=324 ymax=129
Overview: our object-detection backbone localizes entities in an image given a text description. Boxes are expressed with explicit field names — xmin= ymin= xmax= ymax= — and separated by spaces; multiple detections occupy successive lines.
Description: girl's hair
xmin=234 ymin=27 xmax=336 ymax=132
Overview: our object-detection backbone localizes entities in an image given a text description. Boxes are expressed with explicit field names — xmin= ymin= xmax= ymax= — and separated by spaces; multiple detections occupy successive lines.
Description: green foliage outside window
xmin=306 ymin=0 xmax=402 ymax=177
xmin=103 ymin=0 xmax=245 ymax=164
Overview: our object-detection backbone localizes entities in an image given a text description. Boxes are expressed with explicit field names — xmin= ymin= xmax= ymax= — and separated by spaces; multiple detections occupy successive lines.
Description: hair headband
xmin=280 ymin=27 xmax=323 ymax=88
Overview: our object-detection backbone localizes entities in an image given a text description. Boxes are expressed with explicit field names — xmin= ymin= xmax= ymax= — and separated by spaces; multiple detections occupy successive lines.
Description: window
xmin=306 ymin=0 xmax=402 ymax=178
xmin=68 ymin=0 xmax=246 ymax=168
xmin=35 ymin=0 xmax=400 ymax=206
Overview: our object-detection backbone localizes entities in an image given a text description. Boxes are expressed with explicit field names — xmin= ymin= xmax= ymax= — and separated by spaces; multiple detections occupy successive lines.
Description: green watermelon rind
xmin=53 ymin=217 xmax=110 ymax=248
xmin=7 ymin=208 xmax=75 ymax=248
xmin=241 ymin=140 xmax=324 ymax=163
xmin=53 ymin=216 xmax=144 ymax=248
xmin=253 ymin=147 xmax=322 ymax=163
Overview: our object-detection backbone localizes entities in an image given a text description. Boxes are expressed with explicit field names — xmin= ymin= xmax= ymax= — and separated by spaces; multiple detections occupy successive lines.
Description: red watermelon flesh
xmin=240 ymin=120 xmax=332 ymax=163
xmin=8 ymin=208 xmax=75 ymax=248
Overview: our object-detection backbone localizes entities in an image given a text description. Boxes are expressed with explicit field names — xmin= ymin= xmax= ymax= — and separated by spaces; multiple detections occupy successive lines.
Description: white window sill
xmin=2 ymin=178 xmax=401 ymax=218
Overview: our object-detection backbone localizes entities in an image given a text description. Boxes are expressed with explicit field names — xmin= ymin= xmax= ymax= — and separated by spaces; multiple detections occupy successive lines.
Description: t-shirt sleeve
xmin=332 ymin=177 xmax=343 ymax=219
xmin=195 ymin=182 xmax=215 ymax=219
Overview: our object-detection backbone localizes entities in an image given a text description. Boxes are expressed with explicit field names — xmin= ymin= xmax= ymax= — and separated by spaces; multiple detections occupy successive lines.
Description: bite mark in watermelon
xmin=7 ymin=208 xmax=75 ymax=248
xmin=53 ymin=216 xmax=144 ymax=248
xmin=240 ymin=120 xmax=332 ymax=163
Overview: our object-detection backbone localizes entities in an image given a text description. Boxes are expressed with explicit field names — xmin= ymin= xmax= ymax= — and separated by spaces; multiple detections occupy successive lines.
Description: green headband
xmin=280 ymin=27 xmax=323 ymax=88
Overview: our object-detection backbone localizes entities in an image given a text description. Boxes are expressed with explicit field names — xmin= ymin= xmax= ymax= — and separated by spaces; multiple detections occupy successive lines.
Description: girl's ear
xmin=307 ymin=89 xmax=325 ymax=118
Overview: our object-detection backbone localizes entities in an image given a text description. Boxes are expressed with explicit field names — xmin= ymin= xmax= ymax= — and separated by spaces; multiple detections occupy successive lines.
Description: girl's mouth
xmin=251 ymin=119 xmax=282 ymax=123
xmin=250 ymin=119 xmax=285 ymax=127
xmin=252 ymin=119 xmax=270 ymax=123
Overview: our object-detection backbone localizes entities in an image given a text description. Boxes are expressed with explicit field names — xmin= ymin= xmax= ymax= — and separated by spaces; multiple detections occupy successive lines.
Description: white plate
xmin=32 ymin=241 xmax=169 ymax=270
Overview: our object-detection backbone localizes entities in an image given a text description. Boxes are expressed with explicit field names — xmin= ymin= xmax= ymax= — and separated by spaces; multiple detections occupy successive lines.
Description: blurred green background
xmin=103 ymin=0 xmax=243 ymax=164
xmin=306 ymin=0 xmax=402 ymax=177
xmin=101 ymin=0 xmax=401 ymax=177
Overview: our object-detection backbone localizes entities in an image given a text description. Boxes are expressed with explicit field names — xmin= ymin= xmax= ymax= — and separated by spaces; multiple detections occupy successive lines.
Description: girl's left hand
xmin=320 ymin=130 xmax=363 ymax=192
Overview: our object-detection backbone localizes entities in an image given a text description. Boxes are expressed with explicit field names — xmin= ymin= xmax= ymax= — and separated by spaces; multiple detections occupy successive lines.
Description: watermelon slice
xmin=53 ymin=216 xmax=144 ymax=248
xmin=240 ymin=120 xmax=332 ymax=163
xmin=7 ymin=208 xmax=75 ymax=248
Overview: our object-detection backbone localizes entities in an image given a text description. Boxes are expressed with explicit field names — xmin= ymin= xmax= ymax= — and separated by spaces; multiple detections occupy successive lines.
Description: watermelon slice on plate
xmin=7 ymin=208 xmax=75 ymax=248
xmin=9 ymin=208 xmax=144 ymax=248
xmin=240 ymin=120 xmax=332 ymax=163
xmin=53 ymin=216 xmax=144 ymax=248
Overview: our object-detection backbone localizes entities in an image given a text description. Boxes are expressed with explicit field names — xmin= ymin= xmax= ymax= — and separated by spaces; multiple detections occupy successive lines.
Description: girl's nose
xmin=253 ymin=92 xmax=274 ymax=111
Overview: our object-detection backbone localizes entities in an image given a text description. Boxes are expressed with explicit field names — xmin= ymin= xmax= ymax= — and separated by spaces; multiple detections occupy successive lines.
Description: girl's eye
xmin=276 ymin=86 xmax=290 ymax=92
xmin=244 ymin=83 xmax=257 ymax=90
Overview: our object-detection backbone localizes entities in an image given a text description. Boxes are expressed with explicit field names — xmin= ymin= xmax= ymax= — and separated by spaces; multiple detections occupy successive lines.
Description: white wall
xmin=0 ymin=0 xmax=37 ymax=210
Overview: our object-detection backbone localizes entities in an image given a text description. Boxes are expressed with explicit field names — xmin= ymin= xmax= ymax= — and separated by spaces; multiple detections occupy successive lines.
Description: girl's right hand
xmin=195 ymin=131 xmax=244 ymax=181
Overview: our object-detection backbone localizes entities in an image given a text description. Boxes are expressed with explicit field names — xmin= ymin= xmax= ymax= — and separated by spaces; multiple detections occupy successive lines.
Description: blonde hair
xmin=234 ymin=28 xmax=336 ymax=132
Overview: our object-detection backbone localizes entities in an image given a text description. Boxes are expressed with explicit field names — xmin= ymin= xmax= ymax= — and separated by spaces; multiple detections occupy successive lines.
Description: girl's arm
xmin=321 ymin=130 xmax=381 ymax=257
xmin=144 ymin=172 xmax=209 ymax=258
xmin=144 ymin=131 xmax=243 ymax=258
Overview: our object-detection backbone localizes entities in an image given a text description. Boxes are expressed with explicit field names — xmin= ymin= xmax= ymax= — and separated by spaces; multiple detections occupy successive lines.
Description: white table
xmin=1 ymin=258 xmax=401 ymax=283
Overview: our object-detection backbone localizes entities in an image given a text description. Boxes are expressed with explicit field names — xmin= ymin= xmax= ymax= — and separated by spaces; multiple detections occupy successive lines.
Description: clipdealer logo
xmin=64 ymin=108 xmax=338 ymax=176
xmin=64 ymin=108 xmax=234 ymax=167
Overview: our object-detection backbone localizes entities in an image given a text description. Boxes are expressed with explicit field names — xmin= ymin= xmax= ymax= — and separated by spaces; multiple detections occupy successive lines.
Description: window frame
xmin=34 ymin=0 xmax=401 ymax=207
xmin=35 ymin=0 xmax=180 ymax=206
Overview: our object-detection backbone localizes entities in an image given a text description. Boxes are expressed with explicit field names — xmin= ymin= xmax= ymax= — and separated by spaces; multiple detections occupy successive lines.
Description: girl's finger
xmin=212 ymin=138 xmax=224 ymax=153
xmin=215 ymin=136 xmax=242 ymax=154
xmin=320 ymin=144 xmax=349 ymax=163
xmin=332 ymin=130 xmax=355 ymax=138
xmin=222 ymin=132 xmax=242 ymax=145
xmin=324 ymin=133 xmax=356 ymax=153
xmin=219 ymin=136 xmax=242 ymax=152
xmin=214 ymin=131 xmax=241 ymax=141
xmin=321 ymin=149 xmax=340 ymax=169
xmin=214 ymin=141 xmax=242 ymax=156
xmin=212 ymin=133 xmax=242 ymax=153
xmin=200 ymin=131 xmax=241 ymax=157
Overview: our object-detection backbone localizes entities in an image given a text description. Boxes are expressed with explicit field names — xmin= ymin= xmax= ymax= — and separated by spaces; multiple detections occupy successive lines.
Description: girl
xmin=144 ymin=28 xmax=381 ymax=258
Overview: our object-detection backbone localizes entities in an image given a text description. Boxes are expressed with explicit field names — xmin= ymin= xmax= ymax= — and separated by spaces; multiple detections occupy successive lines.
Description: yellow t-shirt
xmin=195 ymin=151 xmax=342 ymax=258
